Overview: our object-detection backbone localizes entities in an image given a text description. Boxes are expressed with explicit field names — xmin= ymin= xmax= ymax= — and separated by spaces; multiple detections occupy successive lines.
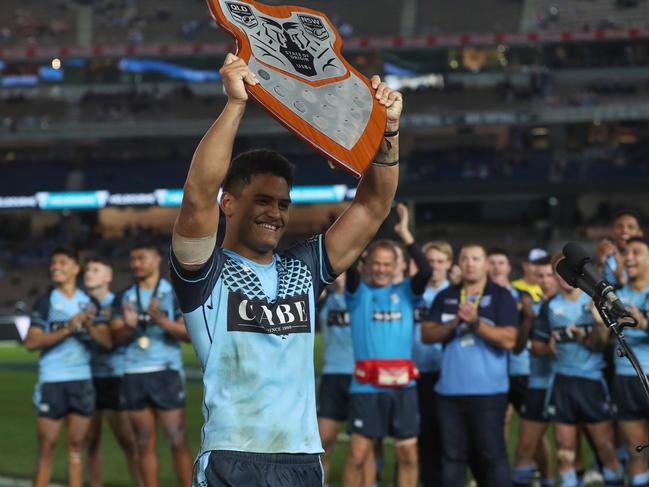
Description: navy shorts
xmin=546 ymin=374 xmax=612 ymax=424
xmin=192 ymin=450 xmax=323 ymax=487
xmin=94 ymin=376 xmax=125 ymax=411
xmin=519 ymin=387 xmax=548 ymax=422
xmin=123 ymin=369 xmax=186 ymax=411
xmin=34 ymin=380 xmax=95 ymax=419
xmin=317 ymin=374 xmax=351 ymax=421
xmin=613 ymin=374 xmax=649 ymax=421
xmin=349 ymin=387 xmax=419 ymax=439
xmin=508 ymin=375 xmax=528 ymax=413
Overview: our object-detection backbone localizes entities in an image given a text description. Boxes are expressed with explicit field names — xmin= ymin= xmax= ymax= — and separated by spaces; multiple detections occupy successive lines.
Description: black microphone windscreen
xmin=563 ymin=242 xmax=591 ymax=271
xmin=556 ymin=258 xmax=579 ymax=287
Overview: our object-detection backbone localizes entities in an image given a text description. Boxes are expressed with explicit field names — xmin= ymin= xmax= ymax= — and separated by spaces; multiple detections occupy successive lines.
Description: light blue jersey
xmin=346 ymin=278 xmax=420 ymax=394
xmin=529 ymin=299 xmax=555 ymax=389
xmin=113 ymin=278 xmax=183 ymax=374
xmin=536 ymin=292 xmax=602 ymax=380
xmin=170 ymin=234 xmax=336 ymax=455
xmin=615 ymin=284 xmax=649 ymax=376
xmin=90 ymin=292 xmax=127 ymax=378
xmin=508 ymin=287 xmax=531 ymax=377
xmin=603 ymin=254 xmax=622 ymax=286
xmin=412 ymin=281 xmax=448 ymax=373
xmin=30 ymin=288 xmax=98 ymax=383
xmin=320 ymin=291 xmax=354 ymax=375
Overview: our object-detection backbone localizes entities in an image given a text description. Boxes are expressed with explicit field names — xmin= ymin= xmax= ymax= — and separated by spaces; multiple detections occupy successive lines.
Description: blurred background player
xmin=610 ymin=237 xmax=649 ymax=487
xmin=111 ymin=242 xmax=192 ymax=487
xmin=512 ymin=249 xmax=547 ymax=303
xmin=597 ymin=209 xmax=644 ymax=286
xmin=343 ymin=202 xmax=432 ymax=487
xmin=24 ymin=247 xmax=112 ymax=487
xmin=318 ymin=273 xmax=374 ymax=487
xmin=534 ymin=262 xmax=622 ymax=487
xmin=422 ymin=243 xmax=518 ymax=487
xmin=83 ymin=256 xmax=143 ymax=487
xmin=412 ymin=239 xmax=452 ymax=487
xmin=513 ymin=255 xmax=559 ymax=487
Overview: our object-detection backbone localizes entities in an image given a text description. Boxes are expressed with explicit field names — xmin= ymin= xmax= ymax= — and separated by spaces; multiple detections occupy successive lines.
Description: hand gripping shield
xmin=207 ymin=0 xmax=387 ymax=176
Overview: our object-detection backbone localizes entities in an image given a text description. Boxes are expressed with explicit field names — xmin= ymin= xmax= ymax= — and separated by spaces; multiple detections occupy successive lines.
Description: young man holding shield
xmin=169 ymin=53 xmax=402 ymax=485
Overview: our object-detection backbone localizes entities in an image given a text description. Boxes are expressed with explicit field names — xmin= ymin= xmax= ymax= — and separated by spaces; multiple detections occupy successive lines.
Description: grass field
xmin=0 ymin=339 xmax=599 ymax=486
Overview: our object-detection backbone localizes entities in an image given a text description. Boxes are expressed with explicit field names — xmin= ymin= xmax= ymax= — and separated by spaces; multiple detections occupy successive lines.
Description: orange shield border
xmin=207 ymin=0 xmax=387 ymax=177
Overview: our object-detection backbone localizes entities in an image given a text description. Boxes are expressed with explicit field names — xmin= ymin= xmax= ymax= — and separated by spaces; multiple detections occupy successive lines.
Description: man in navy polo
xmin=422 ymin=243 xmax=519 ymax=487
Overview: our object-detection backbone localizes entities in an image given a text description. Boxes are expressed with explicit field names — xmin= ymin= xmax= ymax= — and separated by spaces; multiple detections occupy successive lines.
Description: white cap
xmin=528 ymin=248 xmax=548 ymax=262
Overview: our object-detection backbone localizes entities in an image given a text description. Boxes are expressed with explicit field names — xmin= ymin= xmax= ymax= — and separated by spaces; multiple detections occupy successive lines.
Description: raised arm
xmin=172 ymin=54 xmax=259 ymax=269
xmin=325 ymin=76 xmax=402 ymax=275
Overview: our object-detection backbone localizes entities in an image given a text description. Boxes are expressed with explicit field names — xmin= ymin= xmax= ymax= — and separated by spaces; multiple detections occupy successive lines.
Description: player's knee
xmin=38 ymin=437 xmax=58 ymax=457
xmin=347 ymin=445 xmax=370 ymax=467
xmin=395 ymin=438 xmax=418 ymax=467
xmin=166 ymin=425 xmax=188 ymax=449
xmin=556 ymin=448 xmax=576 ymax=466
xmin=69 ymin=451 xmax=83 ymax=465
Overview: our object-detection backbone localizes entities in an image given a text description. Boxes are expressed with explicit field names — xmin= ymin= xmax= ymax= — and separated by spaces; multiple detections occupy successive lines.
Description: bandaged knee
xmin=557 ymin=448 xmax=576 ymax=464
xmin=172 ymin=231 xmax=216 ymax=268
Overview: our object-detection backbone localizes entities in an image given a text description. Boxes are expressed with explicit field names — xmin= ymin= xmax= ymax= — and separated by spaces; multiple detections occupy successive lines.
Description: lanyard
xmin=135 ymin=278 xmax=161 ymax=330
xmin=460 ymin=287 xmax=483 ymax=307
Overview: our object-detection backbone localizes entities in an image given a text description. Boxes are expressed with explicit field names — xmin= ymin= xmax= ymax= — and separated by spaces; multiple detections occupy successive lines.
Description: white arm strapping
xmin=171 ymin=230 xmax=217 ymax=269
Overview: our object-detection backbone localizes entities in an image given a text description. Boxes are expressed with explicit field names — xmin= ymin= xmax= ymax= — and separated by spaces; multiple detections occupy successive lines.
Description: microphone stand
xmin=593 ymin=300 xmax=649 ymax=452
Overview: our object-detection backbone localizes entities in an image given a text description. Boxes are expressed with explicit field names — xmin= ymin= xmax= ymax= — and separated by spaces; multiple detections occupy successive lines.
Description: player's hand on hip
xmin=370 ymin=75 xmax=403 ymax=132
xmin=221 ymin=53 xmax=259 ymax=105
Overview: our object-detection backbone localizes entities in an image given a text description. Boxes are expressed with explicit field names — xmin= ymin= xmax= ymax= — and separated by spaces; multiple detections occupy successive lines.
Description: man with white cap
xmin=512 ymin=249 xmax=547 ymax=303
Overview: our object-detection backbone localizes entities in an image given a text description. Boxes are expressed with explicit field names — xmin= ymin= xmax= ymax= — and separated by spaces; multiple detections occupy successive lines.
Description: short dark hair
xmin=86 ymin=255 xmax=111 ymax=268
xmin=626 ymin=236 xmax=649 ymax=248
xmin=222 ymin=149 xmax=295 ymax=195
xmin=487 ymin=247 xmax=510 ymax=260
xmin=614 ymin=208 xmax=642 ymax=227
xmin=52 ymin=246 xmax=79 ymax=263
xmin=131 ymin=241 xmax=160 ymax=254
xmin=532 ymin=255 xmax=553 ymax=266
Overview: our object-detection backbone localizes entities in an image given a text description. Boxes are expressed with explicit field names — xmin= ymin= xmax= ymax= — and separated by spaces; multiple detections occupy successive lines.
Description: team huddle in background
xmin=24 ymin=208 xmax=649 ymax=487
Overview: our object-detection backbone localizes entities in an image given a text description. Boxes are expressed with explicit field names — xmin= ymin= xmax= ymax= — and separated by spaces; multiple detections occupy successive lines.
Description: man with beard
xmin=111 ymin=242 xmax=192 ymax=487
xmin=422 ymin=243 xmax=518 ymax=487
xmin=169 ymin=53 xmax=402 ymax=486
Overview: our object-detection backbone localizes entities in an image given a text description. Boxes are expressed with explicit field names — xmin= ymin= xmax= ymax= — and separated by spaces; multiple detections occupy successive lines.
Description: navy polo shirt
xmin=428 ymin=280 xmax=519 ymax=396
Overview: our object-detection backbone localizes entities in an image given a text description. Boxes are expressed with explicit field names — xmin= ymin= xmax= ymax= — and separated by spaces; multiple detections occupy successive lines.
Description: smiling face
xmin=367 ymin=246 xmax=397 ymax=288
xmin=221 ymin=174 xmax=291 ymax=259
xmin=624 ymin=240 xmax=649 ymax=281
xmin=50 ymin=253 xmax=80 ymax=287
xmin=613 ymin=214 xmax=643 ymax=249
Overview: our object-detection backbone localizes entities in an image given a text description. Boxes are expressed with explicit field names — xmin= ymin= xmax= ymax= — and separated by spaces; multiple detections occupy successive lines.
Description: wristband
xmin=384 ymin=130 xmax=399 ymax=138
xmin=371 ymin=159 xmax=399 ymax=167
xmin=468 ymin=319 xmax=480 ymax=333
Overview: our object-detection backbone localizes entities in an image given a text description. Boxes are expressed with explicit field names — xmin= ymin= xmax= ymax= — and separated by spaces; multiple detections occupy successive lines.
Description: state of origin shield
xmin=207 ymin=0 xmax=388 ymax=176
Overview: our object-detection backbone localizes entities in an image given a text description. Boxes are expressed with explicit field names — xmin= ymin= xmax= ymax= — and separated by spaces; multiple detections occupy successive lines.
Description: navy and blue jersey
xmin=615 ymin=284 xmax=649 ymax=376
xmin=529 ymin=299 xmax=555 ymax=389
xmin=346 ymin=278 xmax=421 ymax=393
xmin=412 ymin=282 xmax=448 ymax=373
xmin=320 ymin=290 xmax=354 ymax=375
xmin=112 ymin=278 xmax=183 ymax=374
xmin=430 ymin=280 xmax=519 ymax=396
xmin=534 ymin=291 xmax=601 ymax=380
xmin=89 ymin=292 xmax=126 ymax=378
xmin=30 ymin=288 xmax=99 ymax=383
xmin=170 ymin=234 xmax=336 ymax=455
xmin=508 ymin=287 xmax=531 ymax=377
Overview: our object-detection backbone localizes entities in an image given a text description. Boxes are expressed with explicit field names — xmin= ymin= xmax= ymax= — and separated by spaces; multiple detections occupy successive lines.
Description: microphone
xmin=561 ymin=242 xmax=629 ymax=318
xmin=556 ymin=258 xmax=596 ymax=297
